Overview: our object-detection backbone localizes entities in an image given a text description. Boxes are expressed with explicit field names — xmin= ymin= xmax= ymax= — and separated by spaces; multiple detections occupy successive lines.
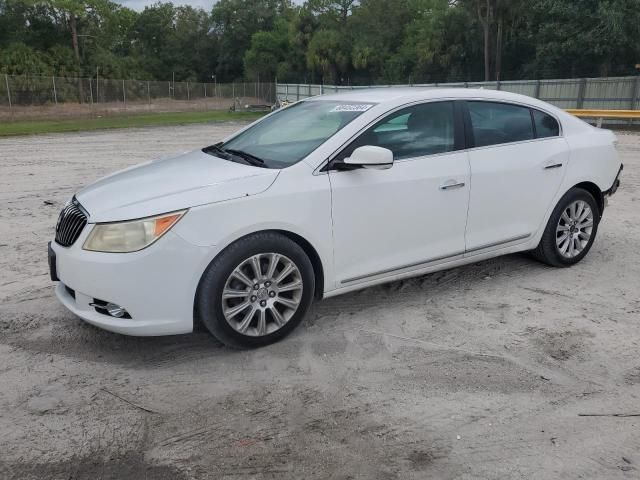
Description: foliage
xmin=0 ymin=0 xmax=639 ymax=84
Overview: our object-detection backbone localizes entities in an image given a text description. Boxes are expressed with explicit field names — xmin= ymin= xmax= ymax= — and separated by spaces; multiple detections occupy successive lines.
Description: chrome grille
xmin=55 ymin=198 xmax=87 ymax=247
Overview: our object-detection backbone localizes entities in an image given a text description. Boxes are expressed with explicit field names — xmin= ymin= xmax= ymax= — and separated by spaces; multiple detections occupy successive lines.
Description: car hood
xmin=76 ymin=149 xmax=279 ymax=222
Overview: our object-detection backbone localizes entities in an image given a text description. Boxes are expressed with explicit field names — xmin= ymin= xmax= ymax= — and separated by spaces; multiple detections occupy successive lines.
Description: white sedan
xmin=49 ymin=88 xmax=623 ymax=347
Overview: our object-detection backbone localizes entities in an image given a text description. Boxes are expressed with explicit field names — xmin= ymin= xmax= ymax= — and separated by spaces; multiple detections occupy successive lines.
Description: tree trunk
xmin=495 ymin=15 xmax=503 ymax=81
xmin=70 ymin=13 xmax=80 ymax=61
xmin=478 ymin=0 xmax=492 ymax=81
xmin=484 ymin=24 xmax=490 ymax=81
xmin=69 ymin=13 xmax=84 ymax=103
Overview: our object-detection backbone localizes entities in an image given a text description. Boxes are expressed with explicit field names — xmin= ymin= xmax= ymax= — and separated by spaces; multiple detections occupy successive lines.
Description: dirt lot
xmin=0 ymin=124 xmax=639 ymax=480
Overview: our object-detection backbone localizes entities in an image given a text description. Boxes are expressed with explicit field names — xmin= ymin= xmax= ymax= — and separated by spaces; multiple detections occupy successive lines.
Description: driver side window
xmin=341 ymin=101 xmax=456 ymax=161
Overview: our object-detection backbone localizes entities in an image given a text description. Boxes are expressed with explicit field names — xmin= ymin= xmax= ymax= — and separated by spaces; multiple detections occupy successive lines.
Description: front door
xmin=328 ymin=101 xmax=471 ymax=286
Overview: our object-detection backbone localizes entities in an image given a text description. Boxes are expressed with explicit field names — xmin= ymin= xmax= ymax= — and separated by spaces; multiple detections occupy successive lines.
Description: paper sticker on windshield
xmin=330 ymin=104 xmax=374 ymax=113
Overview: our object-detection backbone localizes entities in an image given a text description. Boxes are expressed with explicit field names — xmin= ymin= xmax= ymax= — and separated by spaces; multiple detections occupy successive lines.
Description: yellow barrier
xmin=566 ymin=109 xmax=640 ymax=127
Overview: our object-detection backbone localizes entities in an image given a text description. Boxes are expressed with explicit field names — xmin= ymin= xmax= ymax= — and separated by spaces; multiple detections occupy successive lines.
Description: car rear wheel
xmin=532 ymin=187 xmax=600 ymax=267
xmin=196 ymin=232 xmax=315 ymax=348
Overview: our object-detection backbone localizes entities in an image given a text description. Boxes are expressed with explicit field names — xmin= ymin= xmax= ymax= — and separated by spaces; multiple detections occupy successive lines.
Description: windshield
xmin=220 ymin=100 xmax=375 ymax=168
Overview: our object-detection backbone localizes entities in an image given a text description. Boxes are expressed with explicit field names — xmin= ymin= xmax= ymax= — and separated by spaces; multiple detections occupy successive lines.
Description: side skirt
xmin=323 ymin=237 xmax=534 ymax=300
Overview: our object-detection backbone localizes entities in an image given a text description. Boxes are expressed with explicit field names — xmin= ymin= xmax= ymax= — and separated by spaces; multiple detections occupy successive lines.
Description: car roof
xmin=307 ymin=87 xmax=545 ymax=107
xmin=302 ymin=86 xmax=591 ymax=138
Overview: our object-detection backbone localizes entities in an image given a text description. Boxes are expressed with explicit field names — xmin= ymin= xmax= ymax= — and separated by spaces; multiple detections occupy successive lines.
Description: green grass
xmin=0 ymin=110 xmax=266 ymax=137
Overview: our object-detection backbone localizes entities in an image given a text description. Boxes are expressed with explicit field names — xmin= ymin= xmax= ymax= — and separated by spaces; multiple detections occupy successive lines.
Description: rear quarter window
xmin=532 ymin=109 xmax=560 ymax=138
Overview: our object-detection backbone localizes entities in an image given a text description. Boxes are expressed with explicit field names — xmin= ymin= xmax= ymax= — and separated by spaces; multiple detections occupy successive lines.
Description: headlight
xmin=83 ymin=210 xmax=186 ymax=253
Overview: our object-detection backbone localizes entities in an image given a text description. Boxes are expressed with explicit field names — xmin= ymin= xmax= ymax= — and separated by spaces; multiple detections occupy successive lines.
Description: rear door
xmin=463 ymin=101 xmax=568 ymax=253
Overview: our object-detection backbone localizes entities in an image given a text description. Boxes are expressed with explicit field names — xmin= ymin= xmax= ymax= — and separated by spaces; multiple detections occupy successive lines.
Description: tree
xmin=306 ymin=0 xmax=357 ymax=25
xmin=530 ymin=0 xmax=640 ymax=78
xmin=244 ymin=18 xmax=294 ymax=81
xmin=0 ymin=42 xmax=51 ymax=75
xmin=211 ymin=0 xmax=292 ymax=81
xmin=1 ymin=0 xmax=639 ymax=86
xmin=349 ymin=0 xmax=412 ymax=83
xmin=37 ymin=1 xmax=111 ymax=64
xmin=306 ymin=29 xmax=351 ymax=83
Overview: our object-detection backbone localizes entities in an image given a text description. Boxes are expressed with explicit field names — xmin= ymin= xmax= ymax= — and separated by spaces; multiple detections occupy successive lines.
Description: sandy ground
xmin=0 ymin=124 xmax=639 ymax=480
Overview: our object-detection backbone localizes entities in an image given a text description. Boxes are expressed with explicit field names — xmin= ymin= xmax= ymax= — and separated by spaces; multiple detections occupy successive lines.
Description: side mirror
xmin=344 ymin=145 xmax=393 ymax=170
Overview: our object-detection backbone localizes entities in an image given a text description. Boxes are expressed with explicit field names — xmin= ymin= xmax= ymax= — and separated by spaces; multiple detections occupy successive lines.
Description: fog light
xmin=105 ymin=302 xmax=127 ymax=318
xmin=90 ymin=298 xmax=132 ymax=319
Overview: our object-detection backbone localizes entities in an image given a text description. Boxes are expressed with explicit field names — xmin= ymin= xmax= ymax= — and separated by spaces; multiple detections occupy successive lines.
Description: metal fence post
xmin=534 ymin=79 xmax=541 ymax=99
xmin=147 ymin=81 xmax=151 ymax=107
xmin=204 ymin=83 xmax=207 ymax=98
xmin=52 ymin=76 xmax=58 ymax=105
xmin=630 ymin=76 xmax=640 ymax=126
xmin=296 ymin=84 xmax=300 ymax=101
xmin=5 ymin=74 xmax=12 ymax=110
xmin=122 ymin=79 xmax=126 ymax=110
xmin=88 ymin=78 xmax=94 ymax=106
xmin=187 ymin=82 xmax=190 ymax=101
xmin=630 ymin=76 xmax=640 ymax=110
xmin=577 ymin=78 xmax=587 ymax=109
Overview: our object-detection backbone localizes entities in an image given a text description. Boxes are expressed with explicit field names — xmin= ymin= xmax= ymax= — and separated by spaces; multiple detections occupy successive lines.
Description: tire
xmin=195 ymin=232 xmax=315 ymax=348
xmin=531 ymin=187 xmax=600 ymax=267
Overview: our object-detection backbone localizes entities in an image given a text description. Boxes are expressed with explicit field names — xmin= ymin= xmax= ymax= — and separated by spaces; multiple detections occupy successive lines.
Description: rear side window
xmin=532 ymin=109 xmax=560 ymax=138
xmin=468 ymin=101 xmax=534 ymax=147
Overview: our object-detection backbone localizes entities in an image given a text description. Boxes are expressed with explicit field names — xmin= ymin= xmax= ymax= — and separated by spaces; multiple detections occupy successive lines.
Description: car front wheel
xmin=532 ymin=187 xmax=600 ymax=267
xmin=196 ymin=232 xmax=315 ymax=348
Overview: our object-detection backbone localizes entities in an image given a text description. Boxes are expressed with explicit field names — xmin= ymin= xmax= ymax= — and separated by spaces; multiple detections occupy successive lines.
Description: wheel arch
xmin=572 ymin=181 xmax=604 ymax=216
xmin=273 ymin=229 xmax=325 ymax=300
xmin=196 ymin=228 xmax=326 ymax=302
xmin=532 ymin=180 xmax=605 ymax=249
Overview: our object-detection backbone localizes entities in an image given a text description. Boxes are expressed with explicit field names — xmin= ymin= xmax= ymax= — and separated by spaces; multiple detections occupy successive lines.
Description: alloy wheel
xmin=556 ymin=200 xmax=594 ymax=258
xmin=221 ymin=253 xmax=304 ymax=337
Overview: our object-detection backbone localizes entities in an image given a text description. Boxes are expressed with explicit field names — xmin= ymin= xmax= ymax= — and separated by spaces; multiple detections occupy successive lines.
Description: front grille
xmin=55 ymin=198 xmax=87 ymax=247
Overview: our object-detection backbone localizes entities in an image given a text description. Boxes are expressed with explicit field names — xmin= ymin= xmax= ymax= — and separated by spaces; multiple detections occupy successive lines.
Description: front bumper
xmin=50 ymin=228 xmax=213 ymax=336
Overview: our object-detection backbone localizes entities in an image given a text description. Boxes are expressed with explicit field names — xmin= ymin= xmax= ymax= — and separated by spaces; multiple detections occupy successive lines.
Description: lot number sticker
xmin=330 ymin=104 xmax=374 ymax=112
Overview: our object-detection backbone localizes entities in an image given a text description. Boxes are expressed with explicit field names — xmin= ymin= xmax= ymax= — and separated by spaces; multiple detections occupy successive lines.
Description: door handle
xmin=440 ymin=181 xmax=466 ymax=190
xmin=544 ymin=163 xmax=563 ymax=170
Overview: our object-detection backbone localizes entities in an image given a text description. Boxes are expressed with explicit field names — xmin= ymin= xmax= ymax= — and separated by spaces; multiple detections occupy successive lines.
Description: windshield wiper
xmin=223 ymin=148 xmax=267 ymax=168
xmin=202 ymin=144 xmax=232 ymax=159
xmin=203 ymin=144 xmax=268 ymax=168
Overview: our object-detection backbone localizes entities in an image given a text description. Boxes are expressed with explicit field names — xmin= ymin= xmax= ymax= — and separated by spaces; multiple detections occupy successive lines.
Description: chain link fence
xmin=0 ymin=74 xmax=276 ymax=121
xmin=4 ymin=73 xmax=639 ymax=123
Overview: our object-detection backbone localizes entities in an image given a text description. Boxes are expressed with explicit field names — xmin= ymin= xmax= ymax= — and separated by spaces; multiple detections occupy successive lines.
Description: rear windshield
xmin=221 ymin=100 xmax=375 ymax=168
